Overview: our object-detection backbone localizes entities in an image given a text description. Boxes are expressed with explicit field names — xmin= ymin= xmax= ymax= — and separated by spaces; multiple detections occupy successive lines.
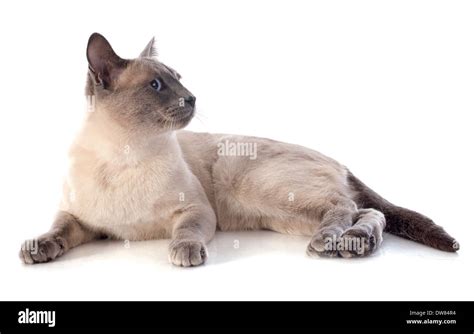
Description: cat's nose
xmin=185 ymin=95 xmax=196 ymax=107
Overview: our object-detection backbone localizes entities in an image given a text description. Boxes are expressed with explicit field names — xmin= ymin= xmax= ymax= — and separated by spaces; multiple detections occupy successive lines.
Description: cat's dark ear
xmin=87 ymin=33 xmax=128 ymax=89
xmin=139 ymin=37 xmax=158 ymax=58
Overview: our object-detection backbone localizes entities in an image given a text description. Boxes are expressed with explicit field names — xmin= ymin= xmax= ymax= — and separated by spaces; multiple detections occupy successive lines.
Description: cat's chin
xmin=170 ymin=108 xmax=195 ymax=128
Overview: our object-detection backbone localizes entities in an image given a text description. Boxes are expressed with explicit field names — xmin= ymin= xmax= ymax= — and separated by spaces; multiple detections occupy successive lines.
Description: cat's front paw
xmin=19 ymin=236 xmax=67 ymax=264
xmin=168 ymin=239 xmax=208 ymax=267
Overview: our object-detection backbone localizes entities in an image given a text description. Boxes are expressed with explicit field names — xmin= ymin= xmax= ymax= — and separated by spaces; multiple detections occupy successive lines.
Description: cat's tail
xmin=347 ymin=171 xmax=459 ymax=252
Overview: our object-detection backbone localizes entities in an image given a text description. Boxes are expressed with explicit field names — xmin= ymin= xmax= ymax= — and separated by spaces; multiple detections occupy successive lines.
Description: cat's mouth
xmin=164 ymin=106 xmax=195 ymax=125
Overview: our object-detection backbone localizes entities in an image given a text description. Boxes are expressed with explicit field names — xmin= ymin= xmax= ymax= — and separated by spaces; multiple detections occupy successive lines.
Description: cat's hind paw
xmin=307 ymin=228 xmax=382 ymax=259
xmin=306 ymin=233 xmax=339 ymax=258
xmin=337 ymin=227 xmax=381 ymax=258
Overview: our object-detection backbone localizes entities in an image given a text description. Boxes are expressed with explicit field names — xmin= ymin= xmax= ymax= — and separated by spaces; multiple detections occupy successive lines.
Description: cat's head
xmin=86 ymin=33 xmax=195 ymax=132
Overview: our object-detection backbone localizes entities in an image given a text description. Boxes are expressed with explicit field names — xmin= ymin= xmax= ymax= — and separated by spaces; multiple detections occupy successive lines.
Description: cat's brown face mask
xmin=86 ymin=33 xmax=195 ymax=132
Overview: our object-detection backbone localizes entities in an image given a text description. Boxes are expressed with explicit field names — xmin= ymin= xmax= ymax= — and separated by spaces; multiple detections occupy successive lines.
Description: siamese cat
xmin=20 ymin=33 xmax=459 ymax=267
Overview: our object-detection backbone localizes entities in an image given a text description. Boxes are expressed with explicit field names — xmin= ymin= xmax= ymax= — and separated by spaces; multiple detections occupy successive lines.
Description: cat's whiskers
xmin=193 ymin=108 xmax=208 ymax=127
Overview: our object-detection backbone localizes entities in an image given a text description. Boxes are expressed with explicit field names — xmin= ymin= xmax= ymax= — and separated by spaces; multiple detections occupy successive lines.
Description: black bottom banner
xmin=0 ymin=301 xmax=472 ymax=332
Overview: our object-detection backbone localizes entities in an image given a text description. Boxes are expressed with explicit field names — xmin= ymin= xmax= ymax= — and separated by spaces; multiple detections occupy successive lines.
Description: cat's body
xmin=20 ymin=33 xmax=458 ymax=267
xmin=179 ymin=131 xmax=349 ymax=235
xmin=62 ymin=128 xmax=346 ymax=241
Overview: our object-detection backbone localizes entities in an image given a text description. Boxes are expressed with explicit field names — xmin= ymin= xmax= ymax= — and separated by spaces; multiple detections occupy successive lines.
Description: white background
xmin=0 ymin=0 xmax=472 ymax=300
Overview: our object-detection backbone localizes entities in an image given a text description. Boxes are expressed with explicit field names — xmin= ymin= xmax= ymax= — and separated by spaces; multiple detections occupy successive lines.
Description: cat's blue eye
xmin=150 ymin=78 xmax=162 ymax=91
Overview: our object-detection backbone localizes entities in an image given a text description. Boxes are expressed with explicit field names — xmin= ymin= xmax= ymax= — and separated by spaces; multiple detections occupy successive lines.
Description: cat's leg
xmin=338 ymin=208 xmax=386 ymax=258
xmin=306 ymin=205 xmax=386 ymax=258
xmin=20 ymin=211 xmax=99 ymax=264
xmin=168 ymin=206 xmax=216 ymax=267
xmin=306 ymin=201 xmax=358 ymax=257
